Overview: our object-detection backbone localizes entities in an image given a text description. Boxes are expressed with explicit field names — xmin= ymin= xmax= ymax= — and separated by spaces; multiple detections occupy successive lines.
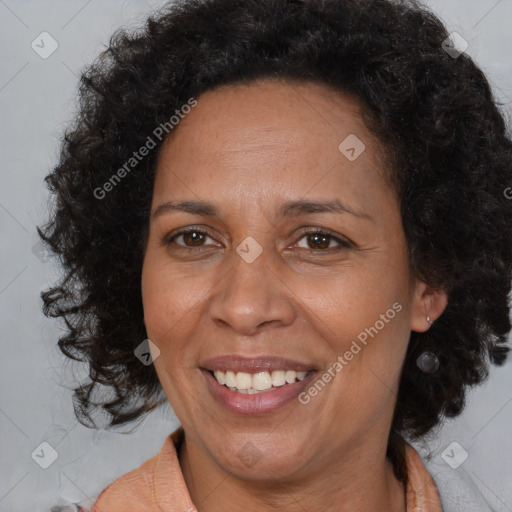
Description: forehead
xmin=152 ymin=79 xmax=392 ymax=219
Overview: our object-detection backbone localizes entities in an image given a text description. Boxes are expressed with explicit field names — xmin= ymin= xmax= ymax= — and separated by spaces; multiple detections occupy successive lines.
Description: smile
xmin=202 ymin=368 xmax=318 ymax=415
xmin=211 ymin=369 xmax=309 ymax=393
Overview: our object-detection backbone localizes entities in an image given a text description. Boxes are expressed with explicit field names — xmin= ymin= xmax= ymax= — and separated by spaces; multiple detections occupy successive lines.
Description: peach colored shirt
xmin=89 ymin=427 xmax=442 ymax=512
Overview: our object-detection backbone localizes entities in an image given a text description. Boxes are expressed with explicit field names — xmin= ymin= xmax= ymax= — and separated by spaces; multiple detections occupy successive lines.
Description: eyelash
xmin=163 ymin=226 xmax=353 ymax=253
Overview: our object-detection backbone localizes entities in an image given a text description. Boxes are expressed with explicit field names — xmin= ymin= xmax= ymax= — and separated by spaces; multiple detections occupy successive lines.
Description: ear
xmin=410 ymin=280 xmax=448 ymax=333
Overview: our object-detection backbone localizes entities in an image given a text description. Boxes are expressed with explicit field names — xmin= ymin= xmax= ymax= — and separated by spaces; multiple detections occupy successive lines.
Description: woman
xmin=40 ymin=0 xmax=512 ymax=510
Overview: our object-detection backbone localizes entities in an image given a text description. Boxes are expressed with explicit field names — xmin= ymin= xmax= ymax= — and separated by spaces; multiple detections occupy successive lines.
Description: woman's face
xmin=141 ymin=79 xmax=445 ymax=481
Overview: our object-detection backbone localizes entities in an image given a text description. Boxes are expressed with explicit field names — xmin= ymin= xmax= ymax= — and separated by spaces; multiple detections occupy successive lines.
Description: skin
xmin=141 ymin=78 xmax=448 ymax=512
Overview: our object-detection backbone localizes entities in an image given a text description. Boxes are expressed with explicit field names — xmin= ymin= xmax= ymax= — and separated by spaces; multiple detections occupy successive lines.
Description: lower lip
xmin=201 ymin=369 xmax=318 ymax=415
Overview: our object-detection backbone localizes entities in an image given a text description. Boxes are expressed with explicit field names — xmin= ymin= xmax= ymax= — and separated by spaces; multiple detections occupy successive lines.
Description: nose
xmin=208 ymin=242 xmax=296 ymax=337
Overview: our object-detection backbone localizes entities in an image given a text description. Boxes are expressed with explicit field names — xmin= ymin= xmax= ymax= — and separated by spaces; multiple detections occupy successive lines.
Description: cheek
xmin=141 ymin=256 xmax=201 ymax=338
xmin=141 ymin=261 xmax=199 ymax=386
xmin=309 ymin=248 xmax=411 ymax=386
xmin=141 ymin=264 xmax=173 ymax=338
xmin=310 ymin=266 xmax=408 ymax=339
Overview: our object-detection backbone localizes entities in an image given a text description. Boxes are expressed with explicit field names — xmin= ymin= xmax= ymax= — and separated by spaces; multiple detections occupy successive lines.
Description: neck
xmin=179 ymin=435 xmax=406 ymax=512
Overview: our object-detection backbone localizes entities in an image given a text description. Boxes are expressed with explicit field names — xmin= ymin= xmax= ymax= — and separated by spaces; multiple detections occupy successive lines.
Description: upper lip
xmin=201 ymin=355 xmax=317 ymax=373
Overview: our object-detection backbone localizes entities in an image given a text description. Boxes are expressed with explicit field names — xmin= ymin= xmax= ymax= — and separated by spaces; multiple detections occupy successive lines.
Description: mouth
xmin=206 ymin=368 xmax=311 ymax=394
xmin=200 ymin=355 xmax=319 ymax=415
xmin=200 ymin=354 xmax=319 ymax=414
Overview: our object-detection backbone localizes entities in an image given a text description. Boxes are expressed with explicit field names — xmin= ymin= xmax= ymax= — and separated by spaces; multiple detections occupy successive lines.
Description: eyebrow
xmin=153 ymin=198 xmax=371 ymax=221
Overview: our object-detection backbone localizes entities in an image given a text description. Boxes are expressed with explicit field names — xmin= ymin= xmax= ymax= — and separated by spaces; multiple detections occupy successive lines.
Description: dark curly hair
xmin=38 ymin=0 xmax=512 ymax=482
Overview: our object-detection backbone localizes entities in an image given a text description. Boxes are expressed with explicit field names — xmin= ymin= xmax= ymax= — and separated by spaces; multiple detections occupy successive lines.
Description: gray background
xmin=1 ymin=0 xmax=511 ymax=510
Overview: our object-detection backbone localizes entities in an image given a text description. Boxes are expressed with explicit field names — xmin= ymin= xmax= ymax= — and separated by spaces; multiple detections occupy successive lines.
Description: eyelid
xmin=161 ymin=225 xmax=219 ymax=247
xmin=294 ymin=226 xmax=354 ymax=249
xmin=162 ymin=225 xmax=354 ymax=250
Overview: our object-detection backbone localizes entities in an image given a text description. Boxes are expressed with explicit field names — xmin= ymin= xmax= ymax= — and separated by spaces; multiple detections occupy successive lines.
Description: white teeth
xmin=252 ymin=371 xmax=272 ymax=391
xmin=225 ymin=371 xmax=236 ymax=388
xmin=285 ymin=370 xmax=296 ymax=384
xmin=235 ymin=372 xmax=252 ymax=389
xmin=271 ymin=370 xmax=286 ymax=387
xmin=214 ymin=370 xmax=226 ymax=386
xmin=211 ymin=369 xmax=310 ymax=391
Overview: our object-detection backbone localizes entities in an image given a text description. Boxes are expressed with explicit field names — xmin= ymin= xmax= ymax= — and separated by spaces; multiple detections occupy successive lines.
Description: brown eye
xmin=180 ymin=231 xmax=208 ymax=246
xmin=163 ymin=227 xmax=351 ymax=254
xmin=305 ymin=233 xmax=331 ymax=250
xmin=164 ymin=228 xmax=216 ymax=249
xmin=295 ymin=229 xmax=351 ymax=252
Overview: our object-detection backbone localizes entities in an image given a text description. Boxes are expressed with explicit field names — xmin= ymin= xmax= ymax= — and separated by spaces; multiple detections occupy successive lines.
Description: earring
xmin=418 ymin=317 xmax=438 ymax=372
xmin=416 ymin=351 xmax=440 ymax=373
